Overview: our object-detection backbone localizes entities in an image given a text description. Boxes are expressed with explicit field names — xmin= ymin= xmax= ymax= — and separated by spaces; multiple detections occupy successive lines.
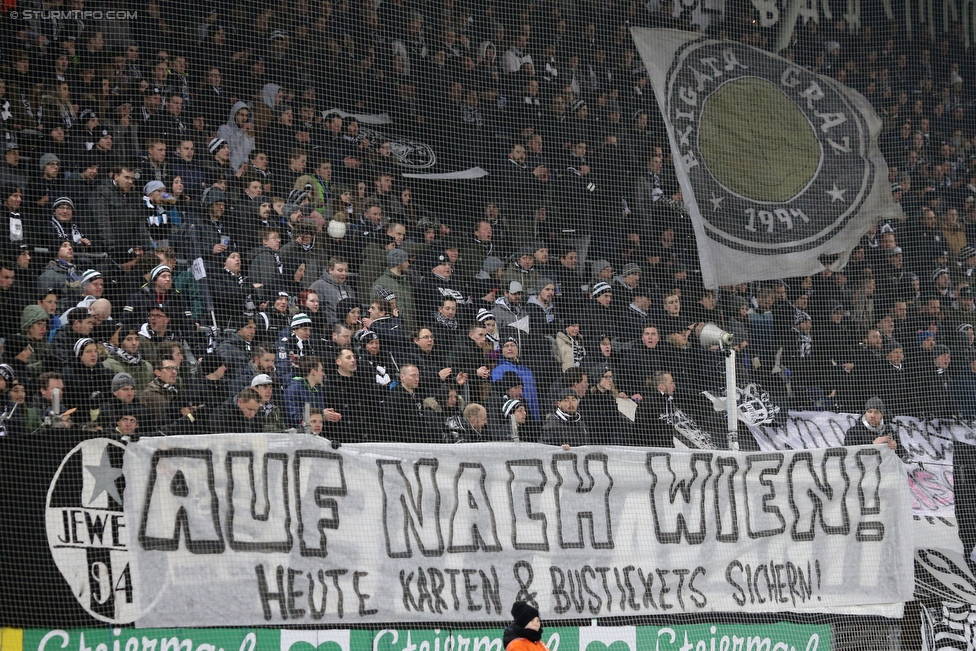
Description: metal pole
xmin=725 ymin=349 xmax=739 ymax=451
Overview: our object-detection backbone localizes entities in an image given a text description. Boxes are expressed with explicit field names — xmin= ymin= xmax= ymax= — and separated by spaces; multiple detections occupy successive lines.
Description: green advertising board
xmin=18 ymin=623 xmax=828 ymax=651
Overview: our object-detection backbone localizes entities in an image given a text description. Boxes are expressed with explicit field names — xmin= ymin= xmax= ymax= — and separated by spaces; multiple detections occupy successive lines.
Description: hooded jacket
xmin=253 ymin=83 xmax=281 ymax=136
xmin=216 ymin=101 xmax=256 ymax=171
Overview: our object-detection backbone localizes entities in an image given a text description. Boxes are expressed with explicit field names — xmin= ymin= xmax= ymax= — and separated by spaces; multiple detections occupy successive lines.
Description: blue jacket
xmin=283 ymin=377 xmax=326 ymax=427
xmin=491 ymin=359 xmax=541 ymax=420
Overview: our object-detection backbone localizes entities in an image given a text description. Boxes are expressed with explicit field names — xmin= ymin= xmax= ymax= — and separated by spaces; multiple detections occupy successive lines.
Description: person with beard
xmin=103 ymin=329 xmax=154 ymax=392
xmin=429 ymin=296 xmax=462 ymax=352
xmin=844 ymin=397 xmax=906 ymax=459
xmin=541 ymin=387 xmax=589 ymax=447
xmin=503 ymin=602 xmax=548 ymax=651
xmin=61 ymin=338 xmax=114 ymax=419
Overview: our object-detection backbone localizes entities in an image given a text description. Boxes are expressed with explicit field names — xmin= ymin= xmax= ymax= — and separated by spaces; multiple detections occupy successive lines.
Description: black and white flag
xmin=632 ymin=28 xmax=899 ymax=288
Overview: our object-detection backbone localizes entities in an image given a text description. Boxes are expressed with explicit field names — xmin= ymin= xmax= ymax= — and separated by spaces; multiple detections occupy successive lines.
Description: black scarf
xmin=516 ymin=628 xmax=542 ymax=643
xmin=51 ymin=216 xmax=83 ymax=244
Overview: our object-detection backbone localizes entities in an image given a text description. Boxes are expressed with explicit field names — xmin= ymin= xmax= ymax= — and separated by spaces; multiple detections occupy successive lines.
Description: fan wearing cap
xmin=490 ymin=397 xmax=540 ymax=442
xmin=36 ymin=240 xmax=82 ymax=296
xmin=490 ymin=338 xmax=540 ymax=420
xmin=215 ymin=315 xmax=259 ymax=377
xmin=205 ymin=137 xmax=233 ymax=185
xmin=844 ymin=397 xmax=904 ymax=456
xmin=48 ymin=196 xmax=95 ymax=253
xmin=275 ymin=313 xmax=318 ymax=378
xmin=875 ymin=339 xmax=909 ymax=416
xmin=501 ymin=244 xmax=540 ymax=294
xmin=355 ymin=329 xmax=394 ymax=387
xmin=932 ymin=266 xmax=955 ymax=303
xmin=415 ymin=248 xmax=467 ymax=318
xmin=503 ymin=601 xmax=547 ymax=651
xmin=141 ymin=179 xmax=173 ymax=245
xmin=372 ymin=247 xmax=416 ymax=330
xmin=97 ymin=372 xmax=154 ymax=433
xmin=491 ymin=280 xmax=524 ymax=329
xmin=61 ymin=337 xmax=114 ymax=417
xmin=25 ymin=153 xmax=66 ymax=225
xmin=122 ymin=263 xmax=195 ymax=333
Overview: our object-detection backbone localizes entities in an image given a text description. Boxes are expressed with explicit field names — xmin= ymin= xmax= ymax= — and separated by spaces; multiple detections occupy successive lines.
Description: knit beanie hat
xmin=865 ymin=397 xmax=885 ymax=414
xmin=511 ymin=601 xmax=539 ymax=627
xmin=502 ymin=398 xmax=523 ymax=418
xmin=112 ymin=373 xmax=135 ymax=392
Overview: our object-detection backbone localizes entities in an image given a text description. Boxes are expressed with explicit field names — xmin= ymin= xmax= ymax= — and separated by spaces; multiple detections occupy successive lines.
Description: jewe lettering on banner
xmin=749 ymin=411 xmax=976 ymax=518
xmin=120 ymin=436 xmax=913 ymax=627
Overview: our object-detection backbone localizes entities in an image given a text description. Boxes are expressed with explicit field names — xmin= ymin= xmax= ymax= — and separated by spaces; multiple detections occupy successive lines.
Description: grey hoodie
xmin=216 ymin=100 xmax=255 ymax=171
xmin=261 ymin=83 xmax=282 ymax=111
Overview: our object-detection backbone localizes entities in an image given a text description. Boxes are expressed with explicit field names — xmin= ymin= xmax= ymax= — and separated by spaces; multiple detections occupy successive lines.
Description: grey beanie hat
xmin=39 ymin=153 xmax=60 ymax=169
xmin=112 ymin=372 xmax=136 ymax=392
xmin=387 ymin=248 xmax=409 ymax=267
xmin=865 ymin=397 xmax=885 ymax=414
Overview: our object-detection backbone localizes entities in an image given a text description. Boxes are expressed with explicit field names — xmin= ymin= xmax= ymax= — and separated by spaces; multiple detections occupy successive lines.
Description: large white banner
xmin=750 ymin=411 xmax=976 ymax=518
xmin=631 ymin=28 xmax=898 ymax=288
xmin=121 ymin=436 xmax=914 ymax=627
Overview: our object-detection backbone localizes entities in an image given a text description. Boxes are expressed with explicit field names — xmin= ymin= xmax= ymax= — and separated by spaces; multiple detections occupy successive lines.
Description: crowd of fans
xmin=0 ymin=1 xmax=974 ymax=446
